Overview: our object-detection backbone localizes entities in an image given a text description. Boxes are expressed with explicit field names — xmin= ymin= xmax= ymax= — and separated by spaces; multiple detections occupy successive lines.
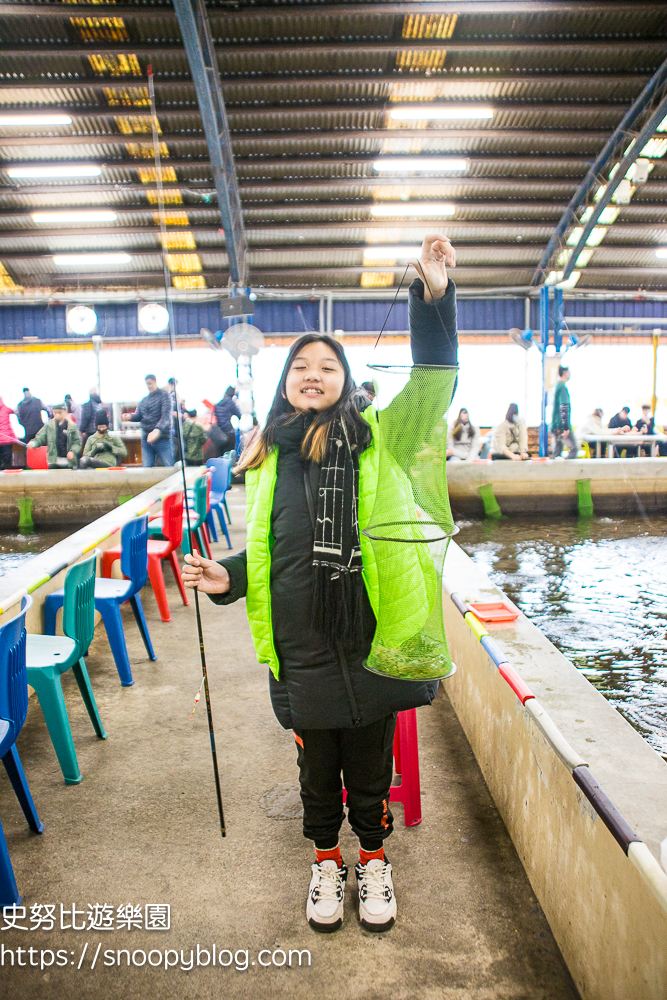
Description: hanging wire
xmin=147 ymin=66 xmax=226 ymax=837
xmin=372 ymin=253 xmax=457 ymax=353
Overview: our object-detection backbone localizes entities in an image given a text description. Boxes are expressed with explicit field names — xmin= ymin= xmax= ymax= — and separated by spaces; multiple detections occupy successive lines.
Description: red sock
xmin=359 ymin=846 xmax=384 ymax=865
xmin=315 ymin=844 xmax=343 ymax=868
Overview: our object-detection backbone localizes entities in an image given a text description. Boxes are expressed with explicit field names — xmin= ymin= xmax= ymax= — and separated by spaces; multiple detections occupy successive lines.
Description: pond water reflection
xmin=456 ymin=515 xmax=667 ymax=759
xmin=0 ymin=529 xmax=82 ymax=580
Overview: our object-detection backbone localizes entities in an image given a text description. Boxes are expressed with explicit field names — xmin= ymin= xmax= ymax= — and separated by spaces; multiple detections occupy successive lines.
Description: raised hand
xmin=409 ymin=234 xmax=456 ymax=303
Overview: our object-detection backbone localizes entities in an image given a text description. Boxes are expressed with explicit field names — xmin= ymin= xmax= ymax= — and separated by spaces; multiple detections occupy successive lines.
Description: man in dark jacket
xmin=609 ymin=406 xmax=636 ymax=457
xmin=79 ymin=388 xmax=108 ymax=444
xmin=16 ymin=388 xmax=45 ymax=443
xmin=128 ymin=374 xmax=174 ymax=467
xmin=214 ymin=386 xmax=241 ymax=454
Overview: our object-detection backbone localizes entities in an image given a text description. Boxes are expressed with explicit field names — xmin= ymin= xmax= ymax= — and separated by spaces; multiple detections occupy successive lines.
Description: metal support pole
xmin=326 ymin=292 xmax=333 ymax=336
xmin=172 ymin=0 xmax=247 ymax=285
xmin=539 ymin=287 xmax=550 ymax=458
xmin=652 ymin=329 xmax=660 ymax=416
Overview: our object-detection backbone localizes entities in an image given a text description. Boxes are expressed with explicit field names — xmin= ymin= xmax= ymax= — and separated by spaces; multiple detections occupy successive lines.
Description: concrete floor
xmin=0 ymin=493 xmax=579 ymax=1000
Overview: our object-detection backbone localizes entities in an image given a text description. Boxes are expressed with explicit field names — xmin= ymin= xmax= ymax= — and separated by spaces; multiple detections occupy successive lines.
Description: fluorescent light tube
xmin=363 ymin=246 xmax=420 ymax=260
xmin=0 ymin=114 xmax=72 ymax=126
xmin=370 ymin=203 xmax=455 ymax=218
xmin=53 ymin=253 xmax=132 ymax=266
xmin=7 ymin=165 xmax=102 ymax=178
xmin=390 ymin=106 xmax=493 ymax=121
xmin=33 ymin=211 xmax=117 ymax=224
xmin=372 ymin=158 xmax=467 ymax=172
xmin=656 ymin=248 xmax=667 ymax=259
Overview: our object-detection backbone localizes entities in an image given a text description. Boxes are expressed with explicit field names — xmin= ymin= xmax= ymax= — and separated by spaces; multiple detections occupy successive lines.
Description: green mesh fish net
xmin=363 ymin=365 xmax=458 ymax=682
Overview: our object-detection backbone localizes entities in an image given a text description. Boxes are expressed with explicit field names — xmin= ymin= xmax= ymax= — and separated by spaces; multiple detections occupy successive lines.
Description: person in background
xmin=79 ymin=411 xmax=127 ymax=469
xmin=491 ymin=403 xmax=529 ymax=461
xmin=551 ymin=366 xmax=577 ymax=459
xmin=128 ymin=374 xmax=174 ymax=468
xmin=64 ymin=394 xmax=82 ymax=425
xmin=79 ymin=387 xmax=104 ymax=440
xmin=16 ymin=387 xmax=46 ymax=443
xmin=635 ymin=404 xmax=658 ymax=457
xmin=578 ymin=408 xmax=604 ymax=457
xmin=446 ymin=407 xmax=480 ymax=462
xmin=608 ymin=406 xmax=635 ymax=457
xmin=0 ymin=394 xmax=20 ymax=469
xmin=28 ymin=403 xmax=81 ymax=469
xmin=166 ymin=377 xmax=185 ymax=463
xmin=360 ymin=381 xmax=376 ymax=403
xmin=242 ymin=415 xmax=261 ymax=454
xmin=214 ymin=385 xmax=241 ymax=454
xmin=182 ymin=408 xmax=206 ymax=466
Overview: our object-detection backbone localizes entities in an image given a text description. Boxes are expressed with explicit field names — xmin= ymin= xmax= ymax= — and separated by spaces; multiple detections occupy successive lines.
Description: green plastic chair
xmin=149 ymin=474 xmax=211 ymax=557
xmin=26 ymin=550 xmax=107 ymax=785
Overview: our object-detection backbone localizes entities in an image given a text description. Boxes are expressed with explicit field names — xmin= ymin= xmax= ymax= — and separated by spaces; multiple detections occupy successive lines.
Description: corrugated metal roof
xmin=1 ymin=1 xmax=666 ymax=292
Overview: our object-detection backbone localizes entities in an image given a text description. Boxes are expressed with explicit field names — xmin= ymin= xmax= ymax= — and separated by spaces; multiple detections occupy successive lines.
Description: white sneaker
xmin=355 ymin=858 xmax=397 ymax=932
xmin=306 ymin=860 xmax=348 ymax=933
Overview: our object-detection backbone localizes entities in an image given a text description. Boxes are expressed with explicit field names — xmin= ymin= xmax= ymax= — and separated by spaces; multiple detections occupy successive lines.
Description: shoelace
xmin=359 ymin=864 xmax=392 ymax=902
xmin=312 ymin=865 xmax=344 ymax=901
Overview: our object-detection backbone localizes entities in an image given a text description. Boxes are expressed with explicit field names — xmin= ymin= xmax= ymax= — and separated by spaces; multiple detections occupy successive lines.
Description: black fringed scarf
xmin=310 ymin=416 xmax=367 ymax=650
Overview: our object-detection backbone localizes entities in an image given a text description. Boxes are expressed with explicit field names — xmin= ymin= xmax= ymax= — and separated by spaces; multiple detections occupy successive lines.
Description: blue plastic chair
xmin=0 ymin=595 xmax=43 ymax=906
xmin=205 ymin=457 xmax=232 ymax=549
xmin=45 ymin=517 xmax=156 ymax=688
xmin=27 ymin=551 xmax=107 ymax=785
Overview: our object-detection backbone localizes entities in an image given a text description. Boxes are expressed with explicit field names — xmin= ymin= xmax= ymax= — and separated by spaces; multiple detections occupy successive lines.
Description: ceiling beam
xmin=5 ymin=221 xmax=666 ymax=239
xmin=0 ymin=72 xmax=651 ymax=93
xmin=0 ymin=127 xmax=615 ymax=147
xmin=172 ymin=0 xmax=246 ymax=284
xmin=3 ymin=243 xmax=663 ymax=263
xmin=1 ymin=2 xmax=664 ymax=17
xmin=0 ymin=102 xmax=632 ymax=121
xmin=2 ymin=39 xmax=666 ymax=58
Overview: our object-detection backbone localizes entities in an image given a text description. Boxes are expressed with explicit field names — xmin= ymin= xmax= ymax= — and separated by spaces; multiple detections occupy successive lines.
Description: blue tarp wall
xmin=1 ymin=296 xmax=667 ymax=340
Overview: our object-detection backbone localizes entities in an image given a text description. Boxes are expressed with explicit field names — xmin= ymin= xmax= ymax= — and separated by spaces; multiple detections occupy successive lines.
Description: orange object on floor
xmin=102 ymin=491 xmax=189 ymax=623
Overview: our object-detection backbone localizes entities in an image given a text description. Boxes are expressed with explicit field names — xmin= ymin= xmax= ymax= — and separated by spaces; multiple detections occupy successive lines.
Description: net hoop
xmin=367 ymin=363 xmax=459 ymax=374
xmin=362 ymin=521 xmax=460 ymax=544
xmin=363 ymin=660 xmax=457 ymax=683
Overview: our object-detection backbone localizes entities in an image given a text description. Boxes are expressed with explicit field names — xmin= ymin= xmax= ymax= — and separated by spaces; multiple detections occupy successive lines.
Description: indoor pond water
xmin=0 ymin=529 xmax=79 ymax=580
xmin=456 ymin=515 xmax=667 ymax=759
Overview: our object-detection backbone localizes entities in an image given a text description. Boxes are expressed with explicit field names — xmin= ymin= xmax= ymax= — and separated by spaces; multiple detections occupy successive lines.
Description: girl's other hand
xmin=181 ymin=552 xmax=230 ymax=593
xmin=409 ymin=234 xmax=456 ymax=303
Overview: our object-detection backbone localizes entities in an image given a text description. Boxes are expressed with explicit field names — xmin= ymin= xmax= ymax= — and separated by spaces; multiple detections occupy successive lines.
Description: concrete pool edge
xmin=0 ymin=467 xmax=175 ymax=529
xmin=442 ymin=540 xmax=667 ymax=999
xmin=446 ymin=456 xmax=667 ymax=516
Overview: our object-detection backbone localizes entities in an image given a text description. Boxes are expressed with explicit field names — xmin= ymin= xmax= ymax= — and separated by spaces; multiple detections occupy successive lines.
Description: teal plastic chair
xmin=26 ymin=551 xmax=107 ymax=785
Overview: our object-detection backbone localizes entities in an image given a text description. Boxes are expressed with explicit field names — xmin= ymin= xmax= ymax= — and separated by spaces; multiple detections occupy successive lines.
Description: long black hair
xmin=237 ymin=333 xmax=373 ymax=470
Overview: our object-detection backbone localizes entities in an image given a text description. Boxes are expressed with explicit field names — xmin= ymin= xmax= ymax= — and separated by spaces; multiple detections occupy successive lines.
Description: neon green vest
xmin=245 ymin=409 xmax=382 ymax=680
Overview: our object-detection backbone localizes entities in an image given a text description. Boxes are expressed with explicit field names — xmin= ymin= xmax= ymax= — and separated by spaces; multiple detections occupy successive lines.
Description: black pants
xmin=0 ymin=444 xmax=13 ymax=469
xmin=294 ymin=713 xmax=396 ymax=852
xmin=79 ymin=456 xmax=109 ymax=469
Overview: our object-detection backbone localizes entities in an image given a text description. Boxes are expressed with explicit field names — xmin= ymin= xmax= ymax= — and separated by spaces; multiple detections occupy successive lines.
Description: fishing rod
xmin=147 ymin=65 xmax=226 ymax=838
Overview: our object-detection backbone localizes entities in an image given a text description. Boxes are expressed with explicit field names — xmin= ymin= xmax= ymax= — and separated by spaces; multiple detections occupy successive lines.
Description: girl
xmin=446 ymin=407 xmax=480 ymax=461
xmin=182 ymin=234 xmax=458 ymax=934
xmin=491 ymin=403 xmax=529 ymax=461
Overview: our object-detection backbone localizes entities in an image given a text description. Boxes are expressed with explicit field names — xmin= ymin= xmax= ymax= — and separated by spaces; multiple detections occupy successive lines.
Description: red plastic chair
xmin=26 ymin=446 xmax=48 ymax=470
xmin=102 ymin=491 xmax=189 ymax=623
xmin=343 ymin=708 xmax=422 ymax=827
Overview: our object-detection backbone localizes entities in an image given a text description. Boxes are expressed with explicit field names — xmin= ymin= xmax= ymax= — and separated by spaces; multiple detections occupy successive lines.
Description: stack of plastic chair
xmin=102 ymin=493 xmax=189 ymax=624
xmin=0 ymin=595 xmax=44 ymax=905
xmin=150 ymin=475 xmax=212 ymax=559
xmin=45 ymin=518 xmax=156 ymax=688
xmin=205 ymin=458 xmax=232 ymax=550
xmin=27 ymin=551 xmax=107 ymax=785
